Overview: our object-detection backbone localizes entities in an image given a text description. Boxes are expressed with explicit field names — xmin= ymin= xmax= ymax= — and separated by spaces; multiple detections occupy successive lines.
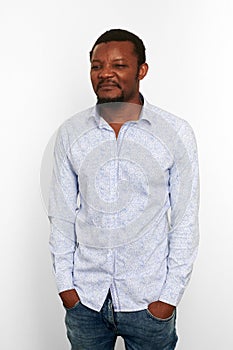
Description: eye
xmin=114 ymin=64 xmax=127 ymax=68
xmin=91 ymin=65 xmax=102 ymax=70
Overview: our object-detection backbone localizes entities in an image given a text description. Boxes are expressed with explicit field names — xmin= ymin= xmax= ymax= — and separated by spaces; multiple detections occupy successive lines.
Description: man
xmin=48 ymin=29 xmax=199 ymax=350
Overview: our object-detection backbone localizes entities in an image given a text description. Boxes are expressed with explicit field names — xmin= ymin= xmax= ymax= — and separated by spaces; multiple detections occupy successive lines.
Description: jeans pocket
xmin=64 ymin=300 xmax=81 ymax=311
xmin=146 ymin=308 xmax=176 ymax=322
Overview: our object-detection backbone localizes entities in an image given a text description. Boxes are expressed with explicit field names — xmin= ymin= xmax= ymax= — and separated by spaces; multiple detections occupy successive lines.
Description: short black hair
xmin=89 ymin=29 xmax=146 ymax=66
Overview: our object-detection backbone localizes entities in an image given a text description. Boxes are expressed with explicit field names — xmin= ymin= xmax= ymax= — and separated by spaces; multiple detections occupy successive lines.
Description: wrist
xmin=59 ymin=289 xmax=80 ymax=308
xmin=148 ymin=300 xmax=175 ymax=319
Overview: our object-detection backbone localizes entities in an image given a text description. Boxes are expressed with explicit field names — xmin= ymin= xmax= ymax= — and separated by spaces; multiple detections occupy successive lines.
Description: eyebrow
xmin=91 ymin=58 xmax=127 ymax=63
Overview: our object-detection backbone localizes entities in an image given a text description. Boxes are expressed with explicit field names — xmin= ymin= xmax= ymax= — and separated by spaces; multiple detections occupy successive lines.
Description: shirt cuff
xmin=158 ymin=282 xmax=185 ymax=307
xmin=55 ymin=273 xmax=75 ymax=294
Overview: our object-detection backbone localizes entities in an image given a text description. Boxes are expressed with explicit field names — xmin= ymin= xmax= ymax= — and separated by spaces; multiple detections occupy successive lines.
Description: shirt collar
xmin=88 ymin=94 xmax=154 ymax=128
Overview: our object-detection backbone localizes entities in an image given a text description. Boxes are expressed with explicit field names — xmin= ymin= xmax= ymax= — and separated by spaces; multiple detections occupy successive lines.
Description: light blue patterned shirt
xmin=48 ymin=97 xmax=199 ymax=312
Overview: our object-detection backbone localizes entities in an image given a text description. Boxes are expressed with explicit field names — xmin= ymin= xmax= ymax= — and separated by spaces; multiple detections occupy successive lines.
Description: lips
xmin=99 ymin=84 xmax=117 ymax=88
xmin=97 ymin=82 xmax=120 ymax=90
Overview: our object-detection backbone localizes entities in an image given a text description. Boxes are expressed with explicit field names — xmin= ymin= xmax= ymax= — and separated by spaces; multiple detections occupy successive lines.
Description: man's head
xmin=90 ymin=29 xmax=146 ymax=68
xmin=90 ymin=29 xmax=148 ymax=104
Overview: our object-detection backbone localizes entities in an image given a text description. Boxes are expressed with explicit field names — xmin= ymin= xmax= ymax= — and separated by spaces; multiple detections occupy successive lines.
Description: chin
xmin=97 ymin=94 xmax=125 ymax=104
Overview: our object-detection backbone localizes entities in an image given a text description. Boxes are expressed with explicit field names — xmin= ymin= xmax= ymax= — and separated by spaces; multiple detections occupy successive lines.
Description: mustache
xmin=97 ymin=80 xmax=121 ymax=90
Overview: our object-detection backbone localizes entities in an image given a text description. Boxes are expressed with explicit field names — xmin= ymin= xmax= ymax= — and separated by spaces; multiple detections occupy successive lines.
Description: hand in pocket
xmin=59 ymin=289 xmax=80 ymax=309
xmin=148 ymin=300 xmax=175 ymax=319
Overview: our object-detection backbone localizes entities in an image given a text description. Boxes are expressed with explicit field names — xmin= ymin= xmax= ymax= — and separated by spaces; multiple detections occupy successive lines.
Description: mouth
xmin=97 ymin=82 xmax=121 ymax=91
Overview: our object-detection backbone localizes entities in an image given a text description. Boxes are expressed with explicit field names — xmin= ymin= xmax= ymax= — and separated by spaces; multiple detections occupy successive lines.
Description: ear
xmin=138 ymin=63 xmax=149 ymax=80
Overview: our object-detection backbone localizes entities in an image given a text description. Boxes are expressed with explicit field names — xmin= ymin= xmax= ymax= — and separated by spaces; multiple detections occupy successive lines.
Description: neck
xmin=98 ymin=99 xmax=142 ymax=124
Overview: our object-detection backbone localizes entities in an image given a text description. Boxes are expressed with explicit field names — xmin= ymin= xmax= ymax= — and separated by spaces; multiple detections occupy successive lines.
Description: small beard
xmin=97 ymin=92 xmax=125 ymax=105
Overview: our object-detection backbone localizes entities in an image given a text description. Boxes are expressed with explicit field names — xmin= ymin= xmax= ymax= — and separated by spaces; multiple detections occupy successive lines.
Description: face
xmin=90 ymin=41 xmax=148 ymax=104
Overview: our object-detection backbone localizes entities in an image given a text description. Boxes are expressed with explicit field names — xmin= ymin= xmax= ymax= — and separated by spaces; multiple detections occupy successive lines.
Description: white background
xmin=1 ymin=1 xmax=233 ymax=349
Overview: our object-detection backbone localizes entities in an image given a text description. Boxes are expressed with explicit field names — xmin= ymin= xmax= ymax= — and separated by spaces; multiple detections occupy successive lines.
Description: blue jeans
xmin=65 ymin=290 xmax=178 ymax=350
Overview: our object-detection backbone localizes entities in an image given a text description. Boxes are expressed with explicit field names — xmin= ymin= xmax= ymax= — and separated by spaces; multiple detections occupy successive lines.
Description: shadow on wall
xmin=40 ymin=130 xmax=57 ymax=214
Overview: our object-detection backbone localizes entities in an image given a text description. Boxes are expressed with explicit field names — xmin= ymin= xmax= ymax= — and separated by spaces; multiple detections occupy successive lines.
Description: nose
xmin=98 ymin=65 xmax=115 ymax=79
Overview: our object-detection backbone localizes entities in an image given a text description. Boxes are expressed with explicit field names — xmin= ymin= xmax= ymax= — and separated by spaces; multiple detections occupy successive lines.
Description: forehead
xmin=91 ymin=41 xmax=137 ymax=61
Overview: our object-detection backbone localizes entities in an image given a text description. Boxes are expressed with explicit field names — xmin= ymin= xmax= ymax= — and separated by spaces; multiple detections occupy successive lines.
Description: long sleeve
xmin=48 ymin=123 xmax=79 ymax=293
xmin=159 ymin=120 xmax=200 ymax=306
